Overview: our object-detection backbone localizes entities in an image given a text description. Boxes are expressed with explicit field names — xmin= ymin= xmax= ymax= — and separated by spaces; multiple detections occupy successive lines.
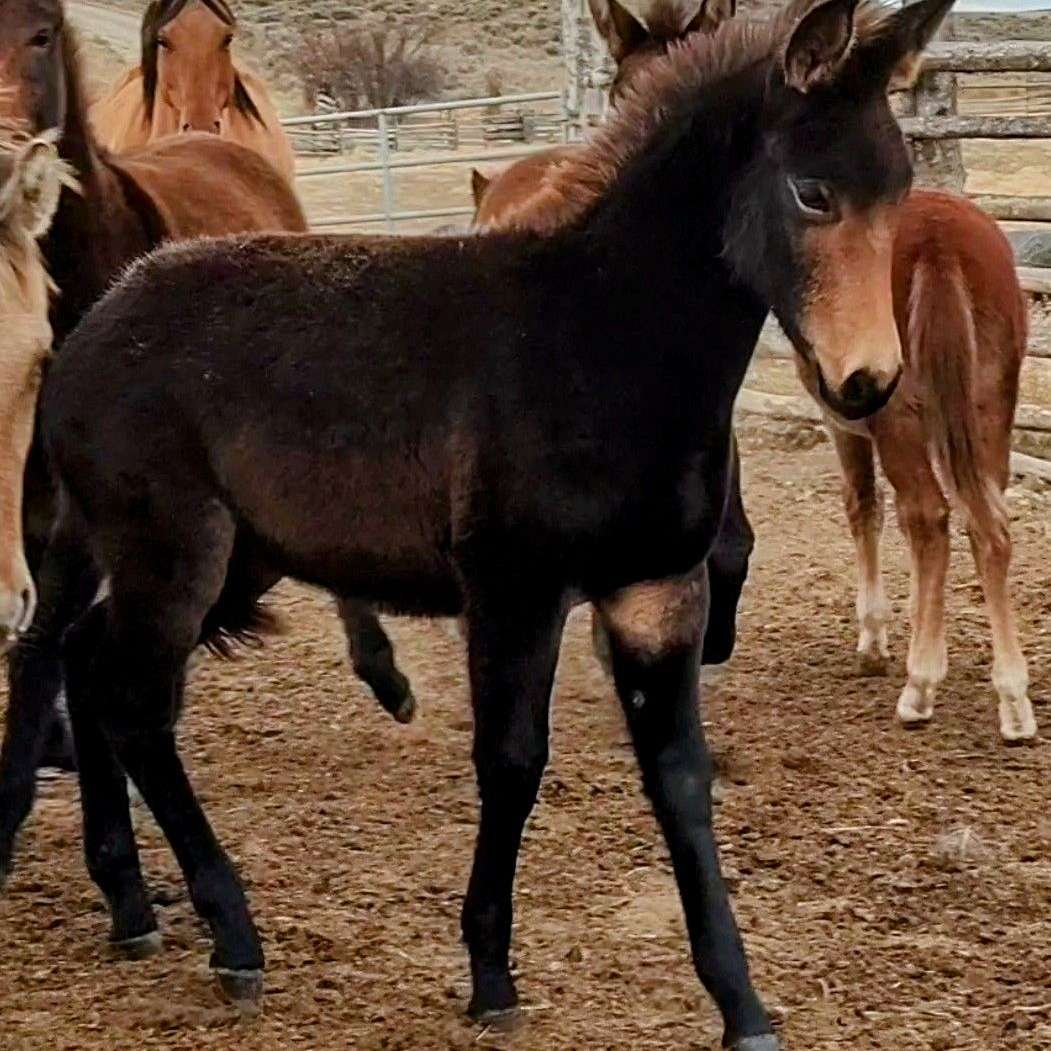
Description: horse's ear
xmin=685 ymin=0 xmax=736 ymax=35
xmin=589 ymin=0 xmax=649 ymax=62
xmin=783 ymin=0 xmax=860 ymax=94
xmin=470 ymin=168 xmax=491 ymax=209
xmin=876 ymin=0 xmax=956 ymax=91
xmin=15 ymin=138 xmax=68 ymax=238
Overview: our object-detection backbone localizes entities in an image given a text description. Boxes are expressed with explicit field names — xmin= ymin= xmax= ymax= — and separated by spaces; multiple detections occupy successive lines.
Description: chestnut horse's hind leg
xmin=967 ymin=522 xmax=1035 ymax=742
xmin=460 ymin=588 xmax=567 ymax=1023
xmin=65 ymin=510 xmax=265 ymax=1009
xmin=831 ymin=429 xmax=890 ymax=676
xmin=597 ymin=585 xmax=776 ymax=1050
xmin=336 ymin=598 xmax=417 ymax=723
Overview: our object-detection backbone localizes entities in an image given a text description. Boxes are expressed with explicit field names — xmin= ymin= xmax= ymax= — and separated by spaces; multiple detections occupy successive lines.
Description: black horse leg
xmin=0 ymin=523 xmax=99 ymax=883
xmin=460 ymin=588 xmax=567 ymax=1022
xmin=598 ymin=591 xmax=776 ymax=1051
xmin=337 ymin=597 xmax=416 ymax=723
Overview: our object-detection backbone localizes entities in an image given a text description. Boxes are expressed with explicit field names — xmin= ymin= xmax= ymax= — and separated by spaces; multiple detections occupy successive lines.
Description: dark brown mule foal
xmin=42 ymin=3 xmax=953 ymax=1048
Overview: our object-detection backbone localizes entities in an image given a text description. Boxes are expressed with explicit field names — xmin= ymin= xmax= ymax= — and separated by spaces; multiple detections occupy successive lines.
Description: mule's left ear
xmin=684 ymin=0 xmax=736 ymax=36
xmin=783 ymin=0 xmax=860 ymax=94
xmin=878 ymin=0 xmax=957 ymax=90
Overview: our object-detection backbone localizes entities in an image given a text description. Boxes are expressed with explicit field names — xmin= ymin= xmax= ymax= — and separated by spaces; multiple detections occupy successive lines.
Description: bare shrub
xmin=295 ymin=22 xmax=445 ymax=111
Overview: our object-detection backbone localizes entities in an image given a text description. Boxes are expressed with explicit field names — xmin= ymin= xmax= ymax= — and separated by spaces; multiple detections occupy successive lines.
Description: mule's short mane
xmin=520 ymin=0 xmax=897 ymax=234
xmin=141 ymin=0 xmax=265 ymax=127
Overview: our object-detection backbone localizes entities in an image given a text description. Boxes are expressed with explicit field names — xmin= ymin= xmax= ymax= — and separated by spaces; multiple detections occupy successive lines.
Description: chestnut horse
xmin=0 ymin=0 xmax=306 ymax=883
xmin=40 ymin=2 xmax=951 ymax=1045
xmin=91 ymin=0 xmax=296 ymax=183
xmin=0 ymin=128 xmax=72 ymax=643
xmin=796 ymin=190 xmax=1036 ymax=743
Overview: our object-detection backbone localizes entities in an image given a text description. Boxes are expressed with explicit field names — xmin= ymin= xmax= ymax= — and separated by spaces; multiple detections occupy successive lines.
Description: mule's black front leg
xmin=461 ymin=592 xmax=567 ymax=1023
xmin=598 ymin=590 xmax=776 ymax=1051
xmin=337 ymin=598 xmax=417 ymax=723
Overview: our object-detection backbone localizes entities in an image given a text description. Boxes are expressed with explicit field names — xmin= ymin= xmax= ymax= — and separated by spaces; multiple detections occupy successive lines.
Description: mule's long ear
xmin=589 ymin=0 xmax=649 ymax=62
xmin=783 ymin=0 xmax=860 ymax=93
xmin=878 ymin=0 xmax=957 ymax=90
xmin=685 ymin=0 xmax=736 ymax=35
xmin=470 ymin=168 xmax=491 ymax=209
xmin=14 ymin=136 xmax=74 ymax=238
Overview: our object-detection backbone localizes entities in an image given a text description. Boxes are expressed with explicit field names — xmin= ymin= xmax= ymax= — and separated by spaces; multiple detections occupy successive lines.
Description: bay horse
xmin=0 ymin=0 xmax=306 ymax=882
xmin=0 ymin=128 xmax=72 ymax=643
xmin=40 ymin=0 xmax=952 ymax=1044
xmin=471 ymin=0 xmax=735 ymax=231
xmin=90 ymin=0 xmax=296 ymax=183
xmin=796 ymin=189 xmax=1036 ymax=743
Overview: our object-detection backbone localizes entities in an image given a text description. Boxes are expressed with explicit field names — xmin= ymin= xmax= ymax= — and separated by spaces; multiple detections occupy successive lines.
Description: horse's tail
xmin=909 ymin=256 xmax=1008 ymax=543
xmin=200 ymin=592 xmax=285 ymax=659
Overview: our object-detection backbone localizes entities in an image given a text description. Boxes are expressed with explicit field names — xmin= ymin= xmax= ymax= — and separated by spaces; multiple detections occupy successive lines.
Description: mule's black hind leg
xmin=460 ymin=590 xmax=567 ymax=1022
xmin=0 ymin=524 xmax=99 ymax=883
xmin=64 ymin=603 xmax=157 ymax=952
xmin=597 ymin=593 xmax=776 ymax=1051
xmin=337 ymin=598 xmax=416 ymax=723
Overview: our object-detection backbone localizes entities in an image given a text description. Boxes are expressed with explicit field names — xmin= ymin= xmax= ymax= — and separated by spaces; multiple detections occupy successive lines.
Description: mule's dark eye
xmin=789 ymin=178 xmax=837 ymax=221
xmin=29 ymin=29 xmax=53 ymax=49
xmin=222 ymin=34 xmax=234 ymax=50
xmin=158 ymin=36 xmax=173 ymax=51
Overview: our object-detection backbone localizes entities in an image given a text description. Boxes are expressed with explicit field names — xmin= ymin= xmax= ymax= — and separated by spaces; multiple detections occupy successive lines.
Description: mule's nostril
xmin=840 ymin=368 xmax=880 ymax=409
xmin=213 ymin=121 xmax=221 ymax=133
xmin=181 ymin=122 xmax=192 ymax=133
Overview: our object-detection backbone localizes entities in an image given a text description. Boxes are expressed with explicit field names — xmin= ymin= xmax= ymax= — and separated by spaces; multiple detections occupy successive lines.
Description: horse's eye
xmin=158 ymin=36 xmax=173 ymax=51
xmin=789 ymin=178 xmax=837 ymax=222
xmin=222 ymin=34 xmax=234 ymax=49
xmin=28 ymin=28 xmax=53 ymax=49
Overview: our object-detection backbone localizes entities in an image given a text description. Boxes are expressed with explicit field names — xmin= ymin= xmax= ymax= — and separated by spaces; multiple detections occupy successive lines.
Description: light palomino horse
xmin=0 ymin=128 xmax=71 ymax=643
xmin=796 ymin=189 xmax=1036 ymax=743
xmin=90 ymin=0 xmax=295 ymax=183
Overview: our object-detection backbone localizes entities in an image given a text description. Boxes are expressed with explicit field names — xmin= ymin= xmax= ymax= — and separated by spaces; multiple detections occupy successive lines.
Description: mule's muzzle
xmin=820 ymin=366 xmax=902 ymax=421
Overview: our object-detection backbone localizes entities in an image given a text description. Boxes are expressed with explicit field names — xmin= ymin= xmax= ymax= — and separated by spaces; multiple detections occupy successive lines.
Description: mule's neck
xmin=572 ymin=66 xmax=770 ymax=424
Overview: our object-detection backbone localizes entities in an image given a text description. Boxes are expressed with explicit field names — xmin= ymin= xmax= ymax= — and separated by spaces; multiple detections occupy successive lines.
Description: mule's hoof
xmin=470 ymin=1006 xmax=520 ymax=1031
xmin=215 ymin=968 xmax=264 ymax=1016
xmin=855 ymin=652 xmax=888 ymax=678
xmin=730 ymin=1036 xmax=780 ymax=1051
xmin=114 ymin=930 xmax=163 ymax=960
xmin=394 ymin=693 xmax=418 ymax=725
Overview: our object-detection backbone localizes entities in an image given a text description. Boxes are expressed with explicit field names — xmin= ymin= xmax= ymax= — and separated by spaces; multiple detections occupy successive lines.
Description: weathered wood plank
xmin=900 ymin=116 xmax=1051 ymax=139
xmin=924 ymin=41 xmax=1051 ymax=75
xmin=975 ymin=196 xmax=1051 ymax=223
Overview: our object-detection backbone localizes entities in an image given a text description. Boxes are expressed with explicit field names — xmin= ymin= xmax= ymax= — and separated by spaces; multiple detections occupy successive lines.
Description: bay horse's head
xmin=0 ymin=128 xmax=72 ymax=642
xmin=0 ymin=0 xmax=67 ymax=132
xmin=142 ymin=0 xmax=263 ymax=136
xmin=723 ymin=0 xmax=953 ymax=421
xmin=590 ymin=0 xmax=736 ymax=102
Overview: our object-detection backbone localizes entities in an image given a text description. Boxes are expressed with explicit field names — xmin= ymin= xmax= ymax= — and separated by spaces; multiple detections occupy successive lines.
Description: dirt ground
xmin=1 ymin=429 xmax=1050 ymax=1051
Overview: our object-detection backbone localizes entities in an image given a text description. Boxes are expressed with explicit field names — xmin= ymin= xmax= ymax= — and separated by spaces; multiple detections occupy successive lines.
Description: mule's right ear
xmin=589 ymin=0 xmax=649 ymax=62
xmin=470 ymin=168 xmax=491 ymax=209
xmin=685 ymin=0 xmax=737 ymax=35
xmin=783 ymin=0 xmax=860 ymax=93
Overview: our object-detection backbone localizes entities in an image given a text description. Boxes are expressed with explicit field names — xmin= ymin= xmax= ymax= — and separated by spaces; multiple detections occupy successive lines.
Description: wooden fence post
xmin=910 ymin=19 xmax=967 ymax=191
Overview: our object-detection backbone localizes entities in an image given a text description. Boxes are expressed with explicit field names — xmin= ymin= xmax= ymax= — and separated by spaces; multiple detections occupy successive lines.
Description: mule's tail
xmin=908 ymin=258 xmax=1008 ymax=543
xmin=200 ymin=593 xmax=285 ymax=659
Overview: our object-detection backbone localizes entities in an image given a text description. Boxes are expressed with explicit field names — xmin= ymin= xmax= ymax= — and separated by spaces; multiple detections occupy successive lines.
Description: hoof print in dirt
xmin=215 ymin=968 xmax=264 ymax=1016
xmin=112 ymin=930 xmax=163 ymax=960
